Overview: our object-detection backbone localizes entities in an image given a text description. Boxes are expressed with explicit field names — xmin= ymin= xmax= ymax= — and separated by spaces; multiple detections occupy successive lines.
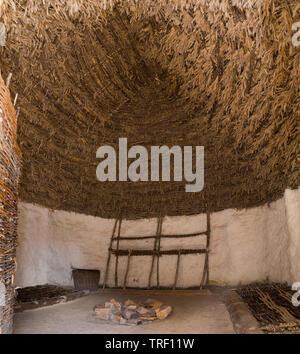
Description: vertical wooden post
xmin=123 ymin=250 xmax=132 ymax=289
xmin=156 ymin=217 xmax=163 ymax=288
xmin=114 ymin=218 xmax=122 ymax=287
xmin=102 ymin=218 xmax=118 ymax=289
xmin=205 ymin=211 xmax=211 ymax=286
xmin=173 ymin=249 xmax=181 ymax=290
xmin=148 ymin=217 xmax=160 ymax=289
xmin=200 ymin=211 xmax=211 ymax=289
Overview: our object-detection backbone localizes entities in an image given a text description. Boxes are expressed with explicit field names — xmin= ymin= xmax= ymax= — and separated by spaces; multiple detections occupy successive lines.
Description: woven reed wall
xmin=0 ymin=75 xmax=21 ymax=334
xmin=0 ymin=0 xmax=298 ymax=219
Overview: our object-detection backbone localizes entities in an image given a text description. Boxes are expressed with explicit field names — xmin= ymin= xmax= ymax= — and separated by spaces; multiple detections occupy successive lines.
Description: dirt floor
xmin=13 ymin=289 xmax=235 ymax=334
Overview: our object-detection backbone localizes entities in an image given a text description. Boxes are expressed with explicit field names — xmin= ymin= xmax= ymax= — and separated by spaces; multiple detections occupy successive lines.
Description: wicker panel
xmin=0 ymin=75 xmax=21 ymax=334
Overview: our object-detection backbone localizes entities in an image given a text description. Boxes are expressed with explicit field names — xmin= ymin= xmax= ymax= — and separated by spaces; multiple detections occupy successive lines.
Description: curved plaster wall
xmin=15 ymin=188 xmax=299 ymax=288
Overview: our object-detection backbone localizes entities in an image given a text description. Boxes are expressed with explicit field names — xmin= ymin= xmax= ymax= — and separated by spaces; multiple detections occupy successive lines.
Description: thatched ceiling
xmin=0 ymin=0 xmax=299 ymax=218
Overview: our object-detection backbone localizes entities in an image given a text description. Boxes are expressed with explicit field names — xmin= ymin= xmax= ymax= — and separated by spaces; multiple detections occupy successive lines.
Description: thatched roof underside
xmin=0 ymin=0 xmax=299 ymax=219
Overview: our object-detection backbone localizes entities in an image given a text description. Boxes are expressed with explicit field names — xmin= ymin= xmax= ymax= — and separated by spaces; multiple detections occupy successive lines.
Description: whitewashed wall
xmin=15 ymin=188 xmax=299 ymax=288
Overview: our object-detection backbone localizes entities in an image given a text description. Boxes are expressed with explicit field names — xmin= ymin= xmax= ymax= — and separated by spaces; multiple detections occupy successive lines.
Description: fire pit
xmin=94 ymin=298 xmax=172 ymax=325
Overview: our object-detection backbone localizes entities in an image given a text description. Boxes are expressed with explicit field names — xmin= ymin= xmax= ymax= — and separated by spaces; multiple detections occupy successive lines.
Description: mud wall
xmin=15 ymin=188 xmax=299 ymax=288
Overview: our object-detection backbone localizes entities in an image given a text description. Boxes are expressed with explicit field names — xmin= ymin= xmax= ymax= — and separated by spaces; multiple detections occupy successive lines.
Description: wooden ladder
xmin=102 ymin=211 xmax=211 ymax=290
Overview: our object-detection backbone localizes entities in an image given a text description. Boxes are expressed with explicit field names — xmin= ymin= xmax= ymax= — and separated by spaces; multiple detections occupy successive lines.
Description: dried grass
xmin=0 ymin=0 xmax=298 ymax=218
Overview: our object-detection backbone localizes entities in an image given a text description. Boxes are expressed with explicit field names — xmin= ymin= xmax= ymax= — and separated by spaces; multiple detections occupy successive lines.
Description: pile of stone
xmin=94 ymin=298 xmax=172 ymax=325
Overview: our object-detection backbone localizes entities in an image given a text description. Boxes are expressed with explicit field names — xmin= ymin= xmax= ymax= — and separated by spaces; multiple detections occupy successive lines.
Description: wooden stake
xmin=173 ymin=249 xmax=181 ymax=290
xmin=200 ymin=211 xmax=211 ymax=289
xmin=114 ymin=218 xmax=122 ymax=287
xmin=123 ymin=250 xmax=132 ymax=290
xmin=156 ymin=217 xmax=163 ymax=288
xmin=206 ymin=211 xmax=211 ymax=286
xmin=147 ymin=217 xmax=160 ymax=289
xmin=102 ymin=218 xmax=118 ymax=289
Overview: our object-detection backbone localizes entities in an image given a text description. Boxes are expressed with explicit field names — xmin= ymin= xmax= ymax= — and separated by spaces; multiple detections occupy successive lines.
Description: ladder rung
xmin=110 ymin=248 xmax=208 ymax=256
xmin=111 ymin=231 xmax=207 ymax=241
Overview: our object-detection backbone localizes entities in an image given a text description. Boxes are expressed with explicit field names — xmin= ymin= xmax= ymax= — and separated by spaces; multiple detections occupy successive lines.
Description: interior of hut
xmin=0 ymin=0 xmax=299 ymax=335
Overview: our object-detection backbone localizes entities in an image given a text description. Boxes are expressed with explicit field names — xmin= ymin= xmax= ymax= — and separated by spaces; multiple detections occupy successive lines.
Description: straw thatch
xmin=0 ymin=74 xmax=21 ymax=334
xmin=0 ymin=0 xmax=299 ymax=219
